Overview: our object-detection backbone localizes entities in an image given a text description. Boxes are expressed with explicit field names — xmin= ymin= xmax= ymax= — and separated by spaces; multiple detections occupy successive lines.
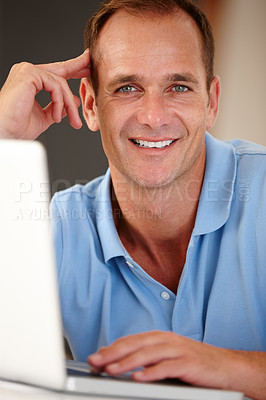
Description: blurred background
xmin=199 ymin=0 xmax=266 ymax=146
xmin=1 ymin=0 xmax=266 ymax=193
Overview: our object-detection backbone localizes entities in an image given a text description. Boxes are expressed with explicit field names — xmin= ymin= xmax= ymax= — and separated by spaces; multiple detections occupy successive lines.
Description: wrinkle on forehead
xmin=93 ymin=9 xmax=203 ymax=68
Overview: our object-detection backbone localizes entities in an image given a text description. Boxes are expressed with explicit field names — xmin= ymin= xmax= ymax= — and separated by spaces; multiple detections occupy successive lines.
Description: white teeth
xmin=132 ymin=139 xmax=174 ymax=148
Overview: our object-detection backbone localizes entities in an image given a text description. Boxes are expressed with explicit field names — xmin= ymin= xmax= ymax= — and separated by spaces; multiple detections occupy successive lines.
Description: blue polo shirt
xmin=50 ymin=133 xmax=266 ymax=361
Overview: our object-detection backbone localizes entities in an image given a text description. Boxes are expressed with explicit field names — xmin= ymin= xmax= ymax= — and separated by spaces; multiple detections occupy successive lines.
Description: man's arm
xmin=89 ymin=331 xmax=266 ymax=400
xmin=0 ymin=50 xmax=90 ymax=140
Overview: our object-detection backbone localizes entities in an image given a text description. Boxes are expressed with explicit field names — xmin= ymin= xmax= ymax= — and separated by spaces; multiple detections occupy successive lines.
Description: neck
xmin=110 ymin=152 xmax=205 ymax=245
xmin=110 ymin=151 xmax=205 ymax=293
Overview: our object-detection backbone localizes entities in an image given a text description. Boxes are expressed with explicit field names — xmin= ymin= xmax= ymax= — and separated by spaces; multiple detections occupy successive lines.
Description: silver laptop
xmin=0 ymin=139 xmax=243 ymax=400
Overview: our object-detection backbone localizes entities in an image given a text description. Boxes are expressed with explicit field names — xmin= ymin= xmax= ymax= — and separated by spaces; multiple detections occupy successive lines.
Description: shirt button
xmin=161 ymin=291 xmax=170 ymax=300
xmin=126 ymin=260 xmax=134 ymax=269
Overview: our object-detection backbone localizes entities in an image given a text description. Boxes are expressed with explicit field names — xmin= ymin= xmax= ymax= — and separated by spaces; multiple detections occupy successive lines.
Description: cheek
xmin=186 ymin=103 xmax=208 ymax=133
xmin=97 ymin=102 xmax=134 ymax=143
xmin=171 ymin=96 xmax=208 ymax=128
xmin=96 ymin=109 xmax=122 ymax=160
xmin=97 ymin=99 xmax=122 ymax=129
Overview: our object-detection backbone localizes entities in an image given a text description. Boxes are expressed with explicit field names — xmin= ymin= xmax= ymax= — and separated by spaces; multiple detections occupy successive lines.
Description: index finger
xmin=39 ymin=50 xmax=91 ymax=80
xmin=88 ymin=331 xmax=166 ymax=368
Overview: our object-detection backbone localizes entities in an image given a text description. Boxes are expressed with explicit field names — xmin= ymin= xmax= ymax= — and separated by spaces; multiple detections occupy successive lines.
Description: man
xmin=0 ymin=0 xmax=265 ymax=398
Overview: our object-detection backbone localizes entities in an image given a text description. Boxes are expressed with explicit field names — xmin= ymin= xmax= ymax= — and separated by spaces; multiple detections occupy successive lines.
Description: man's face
xmin=83 ymin=10 xmax=219 ymax=188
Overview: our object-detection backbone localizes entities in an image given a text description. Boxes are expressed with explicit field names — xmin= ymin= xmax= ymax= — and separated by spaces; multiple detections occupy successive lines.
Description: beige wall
xmin=209 ymin=0 xmax=266 ymax=145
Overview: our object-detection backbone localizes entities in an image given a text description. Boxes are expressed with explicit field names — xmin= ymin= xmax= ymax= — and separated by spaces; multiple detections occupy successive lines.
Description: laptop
xmin=0 ymin=139 xmax=243 ymax=400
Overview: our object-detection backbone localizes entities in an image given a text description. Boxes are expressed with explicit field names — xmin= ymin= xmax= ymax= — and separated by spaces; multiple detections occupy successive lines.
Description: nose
xmin=136 ymin=92 xmax=171 ymax=129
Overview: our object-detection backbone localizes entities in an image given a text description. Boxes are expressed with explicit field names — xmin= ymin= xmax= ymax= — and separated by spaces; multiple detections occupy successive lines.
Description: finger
xmin=133 ymin=357 xmax=227 ymax=389
xmin=133 ymin=345 xmax=233 ymax=388
xmin=70 ymin=66 xmax=91 ymax=80
xmin=105 ymin=342 xmax=181 ymax=376
xmin=64 ymin=95 xmax=82 ymax=129
xmin=89 ymin=331 xmax=166 ymax=368
xmin=41 ymin=95 xmax=80 ymax=131
xmin=41 ymin=102 xmax=61 ymax=130
xmin=49 ymin=82 xmax=64 ymax=123
xmin=90 ymin=365 xmax=105 ymax=375
xmin=38 ymin=50 xmax=91 ymax=80
xmin=43 ymin=95 xmax=82 ymax=129
xmin=133 ymin=359 xmax=184 ymax=382
xmin=41 ymin=69 xmax=82 ymax=128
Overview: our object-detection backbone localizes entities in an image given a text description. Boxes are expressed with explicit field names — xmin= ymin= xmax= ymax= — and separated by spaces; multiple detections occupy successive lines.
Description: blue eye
xmin=172 ymin=85 xmax=189 ymax=92
xmin=118 ymin=85 xmax=137 ymax=93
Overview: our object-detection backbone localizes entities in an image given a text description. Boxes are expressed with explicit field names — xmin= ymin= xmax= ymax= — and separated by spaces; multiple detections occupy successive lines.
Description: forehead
xmin=95 ymin=10 xmax=204 ymax=81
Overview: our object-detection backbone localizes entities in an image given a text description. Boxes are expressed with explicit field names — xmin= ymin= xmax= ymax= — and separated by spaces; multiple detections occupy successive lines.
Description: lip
xmin=129 ymin=137 xmax=177 ymax=142
xmin=128 ymin=138 xmax=178 ymax=151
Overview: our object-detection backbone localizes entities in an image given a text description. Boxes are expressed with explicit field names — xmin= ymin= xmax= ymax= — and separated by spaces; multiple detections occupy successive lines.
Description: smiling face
xmin=81 ymin=9 xmax=220 ymax=189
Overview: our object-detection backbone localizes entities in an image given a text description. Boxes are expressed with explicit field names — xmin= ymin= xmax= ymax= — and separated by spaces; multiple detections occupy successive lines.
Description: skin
xmin=0 ymin=51 xmax=90 ymax=139
xmin=0 ymin=8 xmax=266 ymax=399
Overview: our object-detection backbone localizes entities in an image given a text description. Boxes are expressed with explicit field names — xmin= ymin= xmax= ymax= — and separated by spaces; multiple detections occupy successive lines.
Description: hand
xmin=89 ymin=331 xmax=233 ymax=386
xmin=0 ymin=50 xmax=91 ymax=140
xmin=88 ymin=330 xmax=266 ymax=400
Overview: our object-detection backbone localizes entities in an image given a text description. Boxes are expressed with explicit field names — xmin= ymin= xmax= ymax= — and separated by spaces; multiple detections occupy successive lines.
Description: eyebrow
xmin=107 ymin=72 xmax=199 ymax=89
xmin=166 ymin=73 xmax=199 ymax=85
xmin=107 ymin=75 xmax=139 ymax=88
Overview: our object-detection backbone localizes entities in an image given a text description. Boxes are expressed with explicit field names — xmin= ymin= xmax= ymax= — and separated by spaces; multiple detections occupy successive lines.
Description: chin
xmin=129 ymin=171 xmax=178 ymax=189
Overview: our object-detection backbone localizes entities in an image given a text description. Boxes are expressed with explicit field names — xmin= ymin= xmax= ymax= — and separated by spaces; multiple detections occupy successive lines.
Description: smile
xmin=130 ymin=139 xmax=175 ymax=149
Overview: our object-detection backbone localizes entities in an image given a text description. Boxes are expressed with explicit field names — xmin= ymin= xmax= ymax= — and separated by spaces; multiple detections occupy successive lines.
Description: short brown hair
xmin=84 ymin=0 xmax=215 ymax=94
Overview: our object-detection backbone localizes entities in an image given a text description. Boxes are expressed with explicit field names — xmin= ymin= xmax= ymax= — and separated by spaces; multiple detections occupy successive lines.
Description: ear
xmin=80 ymin=78 xmax=100 ymax=132
xmin=206 ymin=75 xmax=221 ymax=130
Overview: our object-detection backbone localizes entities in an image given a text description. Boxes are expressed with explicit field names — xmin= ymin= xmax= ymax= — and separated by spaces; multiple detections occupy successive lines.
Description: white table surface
xmin=0 ymin=379 xmax=252 ymax=400
xmin=0 ymin=379 xmax=116 ymax=400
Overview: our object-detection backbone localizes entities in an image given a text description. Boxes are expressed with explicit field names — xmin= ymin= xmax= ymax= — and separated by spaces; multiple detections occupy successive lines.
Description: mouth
xmin=130 ymin=139 xmax=176 ymax=149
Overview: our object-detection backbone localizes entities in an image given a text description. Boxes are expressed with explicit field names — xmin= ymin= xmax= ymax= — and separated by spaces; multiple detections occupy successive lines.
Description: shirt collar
xmin=193 ymin=132 xmax=237 ymax=235
xmin=95 ymin=133 xmax=237 ymax=263
xmin=95 ymin=169 xmax=127 ymax=263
